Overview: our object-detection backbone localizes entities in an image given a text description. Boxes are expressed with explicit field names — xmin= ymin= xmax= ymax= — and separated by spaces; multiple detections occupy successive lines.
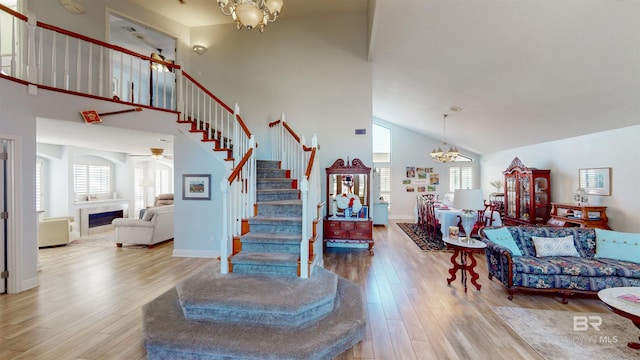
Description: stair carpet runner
xmin=142 ymin=160 xmax=365 ymax=360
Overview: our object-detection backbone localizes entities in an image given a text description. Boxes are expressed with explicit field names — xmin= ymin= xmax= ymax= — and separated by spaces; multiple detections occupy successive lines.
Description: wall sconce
xmin=192 ymin=45 xmax=207 ymax=55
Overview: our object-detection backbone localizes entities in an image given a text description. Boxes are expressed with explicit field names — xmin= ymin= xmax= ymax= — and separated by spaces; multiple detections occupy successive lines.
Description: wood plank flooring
xmin=0 ymin=221 xmax=609 ymax=359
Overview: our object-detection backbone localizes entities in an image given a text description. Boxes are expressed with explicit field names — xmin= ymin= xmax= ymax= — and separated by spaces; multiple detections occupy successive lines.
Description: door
xmin=0 ymin=139 xmax=8 ymax=293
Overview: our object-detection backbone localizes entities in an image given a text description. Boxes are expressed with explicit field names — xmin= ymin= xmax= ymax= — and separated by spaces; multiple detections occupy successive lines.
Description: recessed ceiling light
xmin=158 ymin=138 xmax=170 ymax=143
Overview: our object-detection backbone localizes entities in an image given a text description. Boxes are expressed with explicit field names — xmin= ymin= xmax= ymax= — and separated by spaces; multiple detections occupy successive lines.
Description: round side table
xmin=598 ymin=287 xmax=640 ymax=350
xmin=443 ymin=236 xmax=487 ymax=293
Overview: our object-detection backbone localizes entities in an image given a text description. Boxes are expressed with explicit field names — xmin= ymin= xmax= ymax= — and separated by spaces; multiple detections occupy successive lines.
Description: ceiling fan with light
xmin=129 ymin=148 xmax=173 ymax=160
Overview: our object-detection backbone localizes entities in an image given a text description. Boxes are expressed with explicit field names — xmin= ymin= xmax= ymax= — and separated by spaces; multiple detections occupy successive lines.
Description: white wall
xmin=172 ymin=133 xmax=226 ymax=258
xmin=0 ymin=78 xmax=38 ymax=293
xmin=374 ymin=118 xmax=480 ymax=219
xmin=189 ymin=13 xmax=373 ymax=188
xmin=480 ymin=124 xmax=640 ymax=232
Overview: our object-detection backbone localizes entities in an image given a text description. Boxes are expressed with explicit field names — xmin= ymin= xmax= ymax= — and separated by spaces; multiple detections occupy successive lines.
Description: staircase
xmin=231 ymin=160 xmax=303 ymax=277
xmin=142 ymin=160 xmax=366 ymax=359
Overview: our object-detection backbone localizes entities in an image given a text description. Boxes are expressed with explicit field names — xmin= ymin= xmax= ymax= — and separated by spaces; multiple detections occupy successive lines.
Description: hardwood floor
xmin=0 ymin=221 xmax=608 ymax=359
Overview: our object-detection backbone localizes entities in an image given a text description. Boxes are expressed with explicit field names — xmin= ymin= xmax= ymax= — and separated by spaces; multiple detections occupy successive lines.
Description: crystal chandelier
xmin=430 ymin=114 xmax=459 ymax=163
xmin=217 ymin=0 xmax=283 ymax=32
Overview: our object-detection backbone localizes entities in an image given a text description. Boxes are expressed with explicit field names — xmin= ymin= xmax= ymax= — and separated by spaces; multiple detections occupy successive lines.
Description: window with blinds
xmin=134 ymin=167 xmax=144 ymax=212
xmin=73 ymin=164 xmax=111 ymax=195
xmin=155 ymin=168 xmax=171 ymax=195
xmin=378 ymin=167 xmax=391 ymax=210
xmin=449 ymin=166 xmax=473 ymax=191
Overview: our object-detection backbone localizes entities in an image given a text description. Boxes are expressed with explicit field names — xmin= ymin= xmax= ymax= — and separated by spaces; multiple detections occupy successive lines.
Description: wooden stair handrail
xmin=305 ymin=147 xmax=316 ymax=179
xmin=0 ymin=4 xmax=25 ymax=20
xmin=268 ymin=119 xmax=315 ymax=152
xmin=228 ymin=147 xmax=253 ymax=184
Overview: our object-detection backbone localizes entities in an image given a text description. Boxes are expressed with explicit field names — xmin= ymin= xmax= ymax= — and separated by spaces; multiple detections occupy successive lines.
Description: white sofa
xmin=112 ymin=205 xmax=174 ymax=248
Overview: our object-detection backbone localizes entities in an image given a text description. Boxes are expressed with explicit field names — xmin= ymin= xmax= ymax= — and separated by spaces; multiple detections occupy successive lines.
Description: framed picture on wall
xmin=183 ymin=174 xmax=211 ymax=200
xmin=579 ymin=167 xmax=611 ymax=196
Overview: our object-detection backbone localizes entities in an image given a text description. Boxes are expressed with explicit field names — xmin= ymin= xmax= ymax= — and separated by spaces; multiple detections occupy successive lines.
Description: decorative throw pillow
xmin=532 ymin=236 xmax=580 ymax=257
xmin=594 ymin=229 xmax=640 ymax=264
xmin=483 ymin=228 xmax=523 ymax=256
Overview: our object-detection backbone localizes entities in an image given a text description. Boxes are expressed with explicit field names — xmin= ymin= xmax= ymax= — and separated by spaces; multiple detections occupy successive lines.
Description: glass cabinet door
xmin=519 ymin=175 xmax=530 ymax=221
xmin=505 ymin=176 xmax=516 ymax=218
xmin=534 ymin=176 xmax=549 ymax=222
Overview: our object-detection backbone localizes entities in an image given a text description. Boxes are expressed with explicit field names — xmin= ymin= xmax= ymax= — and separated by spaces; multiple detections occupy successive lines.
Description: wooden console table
xmin=547 ymin=203 xmax=610 ymax=229
xmin=324 ymin=218 xmax=374 ymax=255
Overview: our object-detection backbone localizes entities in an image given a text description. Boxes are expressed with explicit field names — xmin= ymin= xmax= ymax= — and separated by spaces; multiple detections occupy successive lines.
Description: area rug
xmin=397 ymin=223 xmax=447 ymax=251
xmin=69 ymin=230 xmax=120 ymax=247
xmin=492 ymin=306 xmax=639 ymax=360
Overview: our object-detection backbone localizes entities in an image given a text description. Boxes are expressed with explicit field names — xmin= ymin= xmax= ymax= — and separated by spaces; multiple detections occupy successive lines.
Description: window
xmin=377 ymin=167 xmax=391 ymax=210
xmin=134 ymin=167 xmax=144 ymax=212
xmin=36 ymin=158 xmax=44 ymax=211
xmin=373 ymin=123 xmax=392 ymax=210
xmin=373 ymin=124 xmax=391 ymax=163
xmin=73 ymin=163 xmax=112 ymax=195
xmin=155 ymin=168 xmax=171 ymax=195
xmin=449 ymin=166 xmax=473 ymax=192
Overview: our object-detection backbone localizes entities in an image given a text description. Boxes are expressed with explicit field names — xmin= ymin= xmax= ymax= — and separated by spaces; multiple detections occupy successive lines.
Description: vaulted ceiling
xmin=131 ymin=0 xmax=639 ymax=155
xmin=39 ymin=0 xmax=640 ymax=156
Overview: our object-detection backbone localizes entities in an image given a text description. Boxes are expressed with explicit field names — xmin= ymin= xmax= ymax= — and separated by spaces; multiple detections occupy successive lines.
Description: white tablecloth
xmin=434 ymin=208 xmax=502 ymax=235
xmin=434 ymin=207 xmax=462 ymax=235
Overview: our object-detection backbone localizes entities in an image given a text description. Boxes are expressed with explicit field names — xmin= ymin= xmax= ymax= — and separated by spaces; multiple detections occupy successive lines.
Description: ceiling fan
xmin=129 ymin=148 xmax=173 ymax=160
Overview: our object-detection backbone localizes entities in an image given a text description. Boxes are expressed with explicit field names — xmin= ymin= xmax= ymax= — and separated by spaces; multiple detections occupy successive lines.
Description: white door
xmin=0 ymin=139 xmax=7 ymax=293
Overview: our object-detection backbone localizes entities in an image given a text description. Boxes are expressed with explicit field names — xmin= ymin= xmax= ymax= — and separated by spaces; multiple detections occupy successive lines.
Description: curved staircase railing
xmin=0 ymin=4 xmax=179 ymax=109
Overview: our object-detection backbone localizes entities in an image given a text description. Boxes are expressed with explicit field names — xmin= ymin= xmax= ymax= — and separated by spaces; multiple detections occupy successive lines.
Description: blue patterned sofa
xmin=481 ymin=226 xmax=640 ymax=303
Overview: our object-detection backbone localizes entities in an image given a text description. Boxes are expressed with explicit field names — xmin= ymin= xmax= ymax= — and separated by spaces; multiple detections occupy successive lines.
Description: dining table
xmin=434 ymin=205 xmax=502 ymax=235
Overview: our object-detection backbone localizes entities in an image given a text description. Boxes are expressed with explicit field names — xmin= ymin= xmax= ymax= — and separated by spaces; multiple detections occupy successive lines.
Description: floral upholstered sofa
xmin=480 ymin=226 xmax=640 ymax=303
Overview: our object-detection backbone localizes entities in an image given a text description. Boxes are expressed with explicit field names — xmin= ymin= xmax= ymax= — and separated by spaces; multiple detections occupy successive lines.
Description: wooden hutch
xmin=324 ymin=158 xmax=373 ymax=255
xmin=502 ymin=157 xmax=552 ymax=226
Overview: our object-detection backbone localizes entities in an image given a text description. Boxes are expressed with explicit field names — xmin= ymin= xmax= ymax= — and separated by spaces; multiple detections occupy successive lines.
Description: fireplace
xmin=80 ymin=203 xmax=129 ymax=236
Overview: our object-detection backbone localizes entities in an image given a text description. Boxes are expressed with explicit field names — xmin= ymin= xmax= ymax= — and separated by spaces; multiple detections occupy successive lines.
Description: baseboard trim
xmin=173 ymin=249 xmax=220 ymax=258
xmin=19 ymin=276 xmax=39 ymax=293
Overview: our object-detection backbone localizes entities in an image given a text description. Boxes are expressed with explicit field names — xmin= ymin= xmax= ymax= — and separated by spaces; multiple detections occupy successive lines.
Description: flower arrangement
xmin=490 ymin=180 xmax=503 ymax=193
xmin=335 ymin=193 xmax=362 ymax=213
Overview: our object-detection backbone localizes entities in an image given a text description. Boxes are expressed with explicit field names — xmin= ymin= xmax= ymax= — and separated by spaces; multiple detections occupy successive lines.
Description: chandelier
xmin=217 ymin=0 xmax=283 ymax=32
xmin=430 ymin=114 xmax=459 ymax=163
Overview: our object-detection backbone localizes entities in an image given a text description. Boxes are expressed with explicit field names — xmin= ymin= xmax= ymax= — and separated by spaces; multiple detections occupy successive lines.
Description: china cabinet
xmin=502 ymin=157 xmax=551 ymax=226
xmin=324 ymin=158 xmax=373 ymax=255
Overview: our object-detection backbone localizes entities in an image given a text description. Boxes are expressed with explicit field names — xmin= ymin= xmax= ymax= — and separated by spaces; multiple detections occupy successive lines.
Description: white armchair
xmin=112 ymin=205 xmax=174 ymax=248
xmin=38 ymin=216 xmax=74 ymax=248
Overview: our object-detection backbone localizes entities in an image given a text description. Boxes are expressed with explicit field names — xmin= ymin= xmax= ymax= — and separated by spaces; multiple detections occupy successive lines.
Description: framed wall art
xmin=183 ymin=174 xmax=211 ymax=200
xmin=578 ymin=167 xmax=611 ymax=196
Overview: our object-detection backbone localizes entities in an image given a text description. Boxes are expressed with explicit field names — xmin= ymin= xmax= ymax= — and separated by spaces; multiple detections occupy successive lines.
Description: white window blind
xmin=134 ymin=168 xmax=144 ymax=212
xmin=73 ymin=164 xmax=111 ymax=195
xmin=378 ymin=167 xmax=391 ymax=210
xmin=155 ymin=169 xmax=171 ymax=195
xmin=449 ymin=166 xmax=473 ymax=192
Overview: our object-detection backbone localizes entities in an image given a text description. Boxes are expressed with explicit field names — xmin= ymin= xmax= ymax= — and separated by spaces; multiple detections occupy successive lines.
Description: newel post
xmin=221 ymin=178 xmax=230 ymax=274
xmin=300 ymin=177 xmax=310 ymax=278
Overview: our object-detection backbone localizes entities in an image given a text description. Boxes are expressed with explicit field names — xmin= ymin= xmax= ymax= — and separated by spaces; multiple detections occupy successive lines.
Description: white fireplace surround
xmin=79 ymin=201 xmax=129 ymax=236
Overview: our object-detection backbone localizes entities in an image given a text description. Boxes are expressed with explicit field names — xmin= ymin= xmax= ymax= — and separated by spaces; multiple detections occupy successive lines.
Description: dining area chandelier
xmin=430 ymin=113 xmax=459 ymax=163
xmin=217 ymin=0 xmax=283 ymax=32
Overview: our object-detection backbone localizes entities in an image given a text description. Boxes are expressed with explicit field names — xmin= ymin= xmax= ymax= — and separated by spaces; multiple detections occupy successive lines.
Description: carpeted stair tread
xmin=231 ymin=251 xmax=299 ymax=265
xmin=241 ymin=232 xmax=302 ymax=244
xmin=144 ymin=271 xmax=365 ymax=360
xmin=176 ymin=267 xmax=338 ymax=327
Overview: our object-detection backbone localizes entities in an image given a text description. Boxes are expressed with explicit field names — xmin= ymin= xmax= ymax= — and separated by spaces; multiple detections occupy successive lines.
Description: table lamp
xmin=453 ymin=189 xmax=485 ymax=242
